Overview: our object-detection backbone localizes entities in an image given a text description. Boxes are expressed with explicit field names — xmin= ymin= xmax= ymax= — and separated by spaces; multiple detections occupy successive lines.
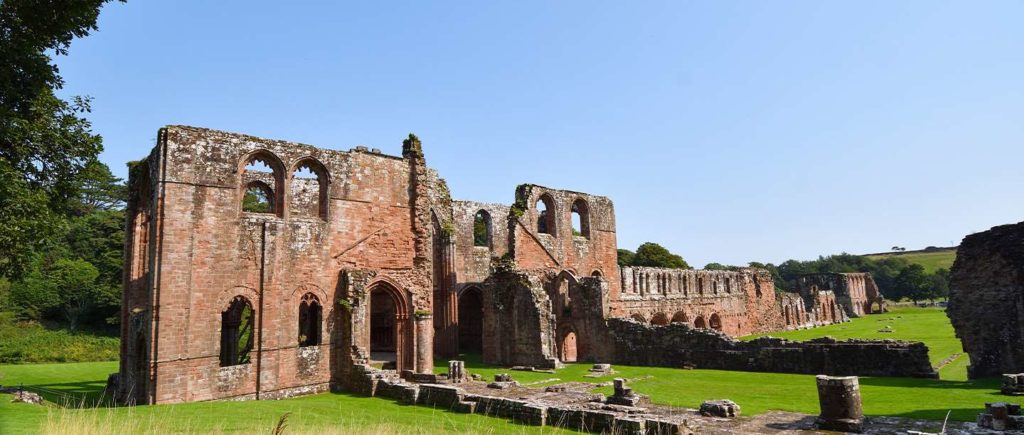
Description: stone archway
xmin=709 ymin=313 xmax=723 ymax=331
xmin=651 ymin=312 xmax=670 ymax=326
xmin=458 ymin=287 xmax=483 ymax=353
xmin=694 ymin=316 xmax=707 ymax=329
xmin=368 ymin=282 xmax=410 ymax=371
xmin=559 ymin=328 xmax=578 ymax=363
xmin=671 ymin=311 xmax=688 ymax=324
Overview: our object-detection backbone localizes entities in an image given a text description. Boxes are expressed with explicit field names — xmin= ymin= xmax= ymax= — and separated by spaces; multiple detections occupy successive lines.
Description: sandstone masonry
xmin=948 ymin=220 xmax=1024 ymax=379
xmin=118 ymin=126 xmax=892 ymax=404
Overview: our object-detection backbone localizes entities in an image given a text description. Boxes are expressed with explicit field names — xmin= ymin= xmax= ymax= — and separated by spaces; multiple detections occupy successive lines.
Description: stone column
xmin=415 ymin=314 xmax=433 ymax=373
xmin=815 ymin=375 xmax=864 ymax=433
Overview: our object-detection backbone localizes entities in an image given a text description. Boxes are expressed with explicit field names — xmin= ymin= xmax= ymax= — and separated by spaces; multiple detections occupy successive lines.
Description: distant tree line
xmin=702 ymin=254 xmax=949 ymax=303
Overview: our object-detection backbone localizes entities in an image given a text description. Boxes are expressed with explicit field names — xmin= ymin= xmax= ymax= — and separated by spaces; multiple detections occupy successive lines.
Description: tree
xmin=632 ymin=243 xmax=690 ymax=269
xmin=11 ymin=257 xmax=106 ymax=330
xmin=617 ymin=249 xmax=635 ymax=268
xmin=894 ymin=264 xmax=928 ymax=303
xmin=704 ymin=263 xmax=735 ymax=271
xmin=923 ymin=268 xmax=950 ymax=303
xmin=0 ymin=0 xmax=123 ymax=278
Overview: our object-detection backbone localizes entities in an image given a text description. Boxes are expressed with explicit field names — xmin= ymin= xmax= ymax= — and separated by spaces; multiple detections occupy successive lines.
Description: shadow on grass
xmin=859 ymin=375 xmax=1002 ymax=391
xmin=883 ymin=408 xmax=981 ymax=423
xmin=20 ymin=379 xmax=110 ymax=407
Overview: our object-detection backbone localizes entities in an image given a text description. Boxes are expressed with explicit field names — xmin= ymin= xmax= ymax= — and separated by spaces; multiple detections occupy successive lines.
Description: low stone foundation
xmin=606 ymin=319 xmax=938 ymax=378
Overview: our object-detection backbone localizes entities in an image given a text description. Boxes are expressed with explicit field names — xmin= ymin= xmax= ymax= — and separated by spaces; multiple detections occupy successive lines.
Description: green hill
xmin=864 ymin=248 xmax=957 ymax=274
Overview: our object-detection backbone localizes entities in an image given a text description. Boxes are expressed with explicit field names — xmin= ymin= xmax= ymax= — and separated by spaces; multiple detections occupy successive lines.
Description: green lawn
xmin=1 ymin=307 xmax=999 ymax=433
xmin=865 ymin=249 xmax=957 ymax=274
xmin=0 ymin=361 xmax=572 ymax=434
xmin=743 ymin=307 xmax=966 ymax=379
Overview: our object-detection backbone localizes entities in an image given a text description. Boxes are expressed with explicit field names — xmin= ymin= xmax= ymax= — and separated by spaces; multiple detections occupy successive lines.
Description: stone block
xmin=699 ymin=399 xmax=740 ymax=417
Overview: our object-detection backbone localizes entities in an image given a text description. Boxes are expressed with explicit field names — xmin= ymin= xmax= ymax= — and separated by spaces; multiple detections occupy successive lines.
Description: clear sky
xmin=55 ymin=1 xmax=1024 ymax=267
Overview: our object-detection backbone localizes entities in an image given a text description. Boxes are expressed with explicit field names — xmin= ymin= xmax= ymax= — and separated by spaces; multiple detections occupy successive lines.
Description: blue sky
xmin=56 ymin=1 xmax=1024 ymax=267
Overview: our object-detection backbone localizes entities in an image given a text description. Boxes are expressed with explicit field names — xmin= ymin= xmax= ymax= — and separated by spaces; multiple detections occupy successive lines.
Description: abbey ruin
xmin=948 ymin=220 xmax=1024 ymax=379
xmin=117 ymin=126 xmax=905 ymax=404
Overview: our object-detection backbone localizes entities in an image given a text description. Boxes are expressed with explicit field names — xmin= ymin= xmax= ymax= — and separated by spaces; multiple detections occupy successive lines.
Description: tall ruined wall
xmin=507 ymin=185 xmax=620 ymax=302
xmin=119 ymin=126 xmax=445 ymax=404
xmin=797 ymin=273 xmax=881 ymax=317
xmin=605 ymin=319 xmax=937 ymax=378
xmin=451 ymin=200 xmax=510 ymax=285
xmin=613 ymin=267 xmax=785 ymax=336
xmin=948 ymin=221 xmax=1024 ymax=379
xmin=480 ymin=265 xmax=560 ymax=369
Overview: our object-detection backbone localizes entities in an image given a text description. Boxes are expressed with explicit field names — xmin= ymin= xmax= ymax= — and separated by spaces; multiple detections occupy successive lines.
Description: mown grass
xmin=0 ymin=361 xmax=572 ymax=434
xmin=865 ymin=249 xmax=957 ymax=274
xmin=742 ymin=307 xmax=966 ymax=379
xmin=0 ymin=312 xmax=119 ymax=364
xmin=1 ymin=307 xmax=996 ymax=433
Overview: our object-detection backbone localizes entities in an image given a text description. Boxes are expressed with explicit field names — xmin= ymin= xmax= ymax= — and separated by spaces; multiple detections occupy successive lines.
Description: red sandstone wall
xmin=509 ymin=185 xmax=620 ymax=302
xmin=127 ymin=126 xmax=441 ymax=404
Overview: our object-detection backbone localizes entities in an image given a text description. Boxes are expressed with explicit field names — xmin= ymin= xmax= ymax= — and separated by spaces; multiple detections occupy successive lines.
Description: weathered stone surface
xmin=949 ymin=221 xmax=1024 ymax=379
xmin=1004 ymin=374 xmax=1024 ymax=396
xmin=700 ymin=399 xmax=740 ymax=418
xmin=448 ymin=360 xmax=467 ymax=383
xmin=606 ymin=319 xmax=938 ymax=378
xmin=977 ymin=401 xmax=1024 ymax=431
xmin=816 ymin=375 xmax=864 ymax=433
xmin=119 ymin=125 xmax=904 ymax=405
xmin=12 ymin=390 xmax=43 ymax=405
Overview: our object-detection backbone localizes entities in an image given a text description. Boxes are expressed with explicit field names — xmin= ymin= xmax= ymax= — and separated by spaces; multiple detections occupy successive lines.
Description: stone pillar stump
xmin=815 ymin=375 xmax=864 ymax=433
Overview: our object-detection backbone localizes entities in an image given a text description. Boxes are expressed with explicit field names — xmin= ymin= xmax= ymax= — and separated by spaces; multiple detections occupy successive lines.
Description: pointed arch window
xmin=571 ymin=199 xmax=590 ymax=238
xmin=240 ymin=152 xmax=284 ymax=217
xmin=473 ymin=210 xmax=492 ymax=248
xmin=290 ymin=159 xmax=329 ymax=220
xmin=298 ymin=293 xmax=322 ymax=347
xmin=536 ymin=194 xmax=556 ymax=235
xmin=220 ymin=296 xmax=254 ymax=367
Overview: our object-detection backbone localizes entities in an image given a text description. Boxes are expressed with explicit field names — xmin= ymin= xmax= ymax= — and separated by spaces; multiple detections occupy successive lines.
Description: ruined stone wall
xmin=948 ymin=221 xmax=1024 ymax=379
xmin=119 ymin=126 xmax=444 ymax=404
xmin=451 ymin=201 xmax=510 ymax=285
xmin=605 ymin=319 xmax=938 ymax=378
xmin=613 ymin=267 xmax=786 ymax=336
xmin=797 ymin=273 xmax=881 ymax=317
xmin=508 ymin=185 xmax=620 ymax=303
xmin=610 ymin=266 xmax=853 ymax=337
xmin=480 ymin=265 xmax=560 ymax=369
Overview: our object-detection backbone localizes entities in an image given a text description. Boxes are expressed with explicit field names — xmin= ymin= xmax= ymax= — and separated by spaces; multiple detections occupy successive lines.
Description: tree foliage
xmin=618 ymin=243 xmax=690 ymax=269
xmin=0 ymin=0 xmax=122 ymax=278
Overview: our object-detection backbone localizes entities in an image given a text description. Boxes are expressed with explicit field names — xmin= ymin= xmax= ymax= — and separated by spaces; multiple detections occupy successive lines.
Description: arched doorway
xmin=458 ymin=287 xmax=483 ymax=353
xmin=369 ymin=283 xmax=408 ymax=370
xmin=559 ymin=328 xmax=578 ymax=363
xmin=694 ymin=316 xmax=707 ymax=329
xmin=671 ymin=311 xmax=688 ymax=324
xmin=709 ymin=313 xmax=723 ymax=331
xmin=630 ymin=313 xmax=647 ymax=323
xmin=651 ymin=312 xmax=669 ymax=326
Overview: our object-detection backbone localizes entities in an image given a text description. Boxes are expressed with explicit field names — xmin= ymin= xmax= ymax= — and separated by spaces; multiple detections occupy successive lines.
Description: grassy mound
xmin=865 ymin=249 xmax=957 ymax=273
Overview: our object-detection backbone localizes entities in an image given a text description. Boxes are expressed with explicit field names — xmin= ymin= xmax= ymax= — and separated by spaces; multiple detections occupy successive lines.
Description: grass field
xmin=0 ymin=307 xmax=999 ymax=433
xmin=865 ymin=249 xmax=957 ymax=273
xmin=743 ymin=307 xmax=967 ymax=379
xmin=0 ymin=361 xmax=572 ymax=434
